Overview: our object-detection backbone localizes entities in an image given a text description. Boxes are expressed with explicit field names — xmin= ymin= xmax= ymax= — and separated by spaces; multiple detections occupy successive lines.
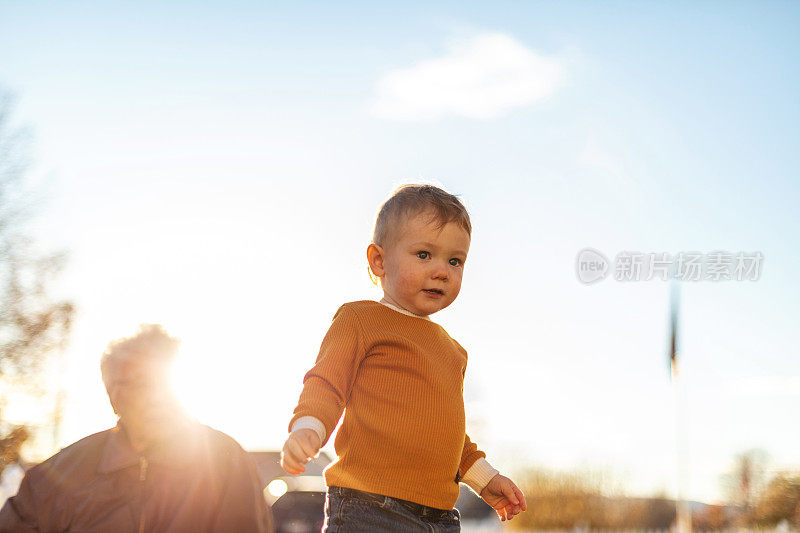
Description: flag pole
xmin=669 ymin=280 xmax=691 ymax=533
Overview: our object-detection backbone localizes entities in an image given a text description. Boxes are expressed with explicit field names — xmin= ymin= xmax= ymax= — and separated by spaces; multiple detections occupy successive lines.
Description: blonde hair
xmin=100 ymin=324 xmax=180 ymax=385
xmin=372 ymin=184 xmax=471 ymax=247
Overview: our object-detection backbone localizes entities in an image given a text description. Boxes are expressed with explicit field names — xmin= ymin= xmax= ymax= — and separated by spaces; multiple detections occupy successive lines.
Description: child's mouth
xmin=423 ymin=289 xmax=444 ymax=297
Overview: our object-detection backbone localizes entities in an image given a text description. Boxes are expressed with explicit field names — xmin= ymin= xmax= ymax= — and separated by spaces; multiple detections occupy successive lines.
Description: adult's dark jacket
xmin=0 ymin=422 xmax=273 ymax=532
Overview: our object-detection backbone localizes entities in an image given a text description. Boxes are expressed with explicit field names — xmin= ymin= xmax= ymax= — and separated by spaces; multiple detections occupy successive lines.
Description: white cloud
xmin=370 ymin=33 xmax=564 ymax=121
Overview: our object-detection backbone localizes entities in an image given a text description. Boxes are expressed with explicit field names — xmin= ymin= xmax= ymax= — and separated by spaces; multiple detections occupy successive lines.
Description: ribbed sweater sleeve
xmin=288 ymin=305 xmax=365 ymax=445
xmin=459 ymin=432 xmax=487 ymax=481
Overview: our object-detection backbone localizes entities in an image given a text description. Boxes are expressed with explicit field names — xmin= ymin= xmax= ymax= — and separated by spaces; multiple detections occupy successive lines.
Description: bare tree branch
xmin=0 ymin=88 xmax=74 ymax=465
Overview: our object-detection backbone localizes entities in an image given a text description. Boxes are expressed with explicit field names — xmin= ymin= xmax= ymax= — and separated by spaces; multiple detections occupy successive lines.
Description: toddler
xmin=282 ymin=184 xmax=527 ymax=532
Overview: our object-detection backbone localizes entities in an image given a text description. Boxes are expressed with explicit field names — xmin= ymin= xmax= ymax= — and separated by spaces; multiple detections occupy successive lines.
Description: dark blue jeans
xmin=322 ymin=485 xmax=461 ymax=532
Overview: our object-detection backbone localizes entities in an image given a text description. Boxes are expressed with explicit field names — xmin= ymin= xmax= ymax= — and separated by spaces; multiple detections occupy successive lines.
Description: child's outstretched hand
xmin=280 ymin=428 xmax=322 ymax=475
xmin=480 ymin=474 xmax=528 ymax=522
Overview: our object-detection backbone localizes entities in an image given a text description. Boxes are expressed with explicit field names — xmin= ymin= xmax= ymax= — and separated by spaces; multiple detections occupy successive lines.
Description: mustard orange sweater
xmin=288 ymin=300 xmax=486 ymax=509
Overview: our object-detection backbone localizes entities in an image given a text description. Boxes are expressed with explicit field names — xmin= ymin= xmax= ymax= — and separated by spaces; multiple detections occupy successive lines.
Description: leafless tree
xmin=0 ymin=90 xmax=74 ymax=472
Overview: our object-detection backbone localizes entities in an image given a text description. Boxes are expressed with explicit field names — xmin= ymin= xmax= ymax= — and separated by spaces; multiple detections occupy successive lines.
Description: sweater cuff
xmin=460 ymin=458 xmax=499 ymax=495
xmin=291 ymin=416 xmax=327 ymax=444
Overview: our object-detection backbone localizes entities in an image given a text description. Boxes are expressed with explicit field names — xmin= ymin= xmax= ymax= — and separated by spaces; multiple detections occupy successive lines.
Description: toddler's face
xmin=377 ymin=211 xmax=470 ymax=317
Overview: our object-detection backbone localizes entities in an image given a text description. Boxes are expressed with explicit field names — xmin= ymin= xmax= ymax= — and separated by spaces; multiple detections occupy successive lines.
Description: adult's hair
xmin=372 ymin=184 xmax=471 ymax=247
xmin=100 ymin=324 xmax=180 ymax=386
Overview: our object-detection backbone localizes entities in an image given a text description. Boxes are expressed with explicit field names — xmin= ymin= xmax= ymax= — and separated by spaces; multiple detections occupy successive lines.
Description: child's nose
xmin=431 ymin=262 xmax=449 ymax=280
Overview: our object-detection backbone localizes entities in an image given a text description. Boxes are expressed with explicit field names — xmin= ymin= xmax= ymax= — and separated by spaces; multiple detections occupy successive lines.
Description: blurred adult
xmin=0 ymin=324 xmax=273 ymax=532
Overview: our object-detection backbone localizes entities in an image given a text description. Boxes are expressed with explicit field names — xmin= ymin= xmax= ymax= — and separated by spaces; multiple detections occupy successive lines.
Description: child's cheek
xmin=395 ymin=266 xmax=415 ymax=285
xmin=398 ymin=273 xmax=417 ymax=293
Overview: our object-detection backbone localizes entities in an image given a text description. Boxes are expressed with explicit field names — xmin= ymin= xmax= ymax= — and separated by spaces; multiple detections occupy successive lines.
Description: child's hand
xmin=280 ymin=428 xmax=322 ymax=475
xmin=479 ymin=474 xmax=528 ymax=522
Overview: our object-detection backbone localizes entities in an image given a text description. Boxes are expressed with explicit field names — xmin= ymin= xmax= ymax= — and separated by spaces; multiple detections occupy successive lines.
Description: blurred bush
xmin=507 ymin=467 xmax=675 ymax=530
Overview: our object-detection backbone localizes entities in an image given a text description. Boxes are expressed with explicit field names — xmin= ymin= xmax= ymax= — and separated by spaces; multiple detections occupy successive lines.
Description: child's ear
xmin=366 ymin=243 xmax=386 ymax=279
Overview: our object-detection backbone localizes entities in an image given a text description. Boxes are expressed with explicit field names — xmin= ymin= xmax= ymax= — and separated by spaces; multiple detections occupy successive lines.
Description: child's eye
xmin=449 ymin=258 xmax=463 ymax=267
xmin=416 ymin=251 xmax=430 ymax=260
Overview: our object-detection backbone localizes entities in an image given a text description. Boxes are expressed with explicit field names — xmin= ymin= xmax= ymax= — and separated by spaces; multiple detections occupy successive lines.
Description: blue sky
xmin=1 ymin=1 xmax=799 ymax=503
